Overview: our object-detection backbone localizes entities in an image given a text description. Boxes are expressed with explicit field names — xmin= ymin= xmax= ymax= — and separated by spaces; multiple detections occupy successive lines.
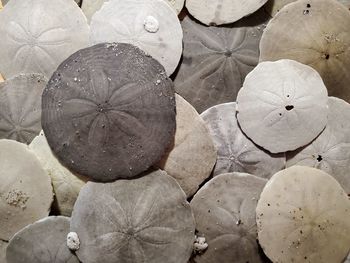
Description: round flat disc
xmin=41 ymin=43 xmax=176 ymax=182
xmin=0 ymin=73 xmax=47 ymax=144
xmin=201 ymin=102 xmax=285 ymax=179
xmin=287 ymin=97 xmax=350 ymax=194
xmin=186 ymin=0 xmax=268 ymax=25
xmin=29 ymin=131 xmax=87 ymax=216
xmin=70 ymin=169 xmax=195 ymax=263
xmin=260 ymin=0 xmax=350 ymax=102
xmin=6 ymin=216 xmax=79 ymax=263
xmin=0 ymin=140 xmax=53 ymax=241
xmin=90 ymin=0 xmax=183 ymax=76
xmin=156 ymin=94 xmax=217 ymax=197
xmin=174 ymin=10 xmax=270 ymax=113
xmin=256 ymin=166 xmax=350 ymax=263
xmin=236 ymin=59 xmax=328 ymax=153
xmin=190 ymin=172 xmax=267 ymax=263
xmin=0 ymin=0 xmax=89 ymax=79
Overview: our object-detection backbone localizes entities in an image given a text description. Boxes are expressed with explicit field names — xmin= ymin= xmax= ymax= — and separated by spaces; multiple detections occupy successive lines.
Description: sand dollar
xmin=257 ymin=166 xmax=350 ymax=263
xmin=287 ymin=97 xmax=350 ymax=194
xmin=0 ymin=140 xmax=53 ymax=241
xmin=174 ymin=10 xmax=269 ymax=113
xmin=90 ymin=0 xmax=183 ymax=76
xmin=156 ymin=94 xmax=217 ymax=197
xmin=190 ymin=172 xmax=267 ymax=263
xmin=29 ymin=131 xmax=87 ymax=216
xmin=0 ymin=73 xmax=47 ymax=144
xmin=6 ymin=216 xmax=79 ymax=263
xmin=201 ymin=102 xmax=285 ymax=178
xmin=41 ymin=43 xmax=176 ymax=182
xmin=236 ymin=59 xmax=328 ymax=153
xmin=70 ymin=169 xmax=195 ymax=263
xmin=260 ymin=0 xmax=350 ymax=101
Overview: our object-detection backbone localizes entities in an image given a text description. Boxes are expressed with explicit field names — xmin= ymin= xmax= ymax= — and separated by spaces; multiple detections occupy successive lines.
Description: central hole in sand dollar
xmin=97 ymin=102 xmax=111 ymax=113
xmin=317 ymin=155 xmax=323 ymax=162
xmin=285 ymin=105 xmax=294 ymax=111
xmin=224 ymin=50 xmax=232 ymax=57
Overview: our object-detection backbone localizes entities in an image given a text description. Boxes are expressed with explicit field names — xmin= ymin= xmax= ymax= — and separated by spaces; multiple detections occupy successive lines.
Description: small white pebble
xmin=67 ymin=232 xmax=80 ymax=251
xmin=144 ymin=16 xmax=159 ymax=33
xmin=193 ymin=236 xmax=208 ymax=254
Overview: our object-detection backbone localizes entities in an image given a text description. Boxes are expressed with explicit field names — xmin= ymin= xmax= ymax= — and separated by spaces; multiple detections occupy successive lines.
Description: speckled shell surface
xmin=190 ymin=172 xmax=267 ymax=263
xmin=0 ymin=73 xmax=47 ymax=144
xmin=236 ymin=59 xmax=328 ymax=153
xmin=201 ymin=102 xmax=285 ymax=179
xmin=41 ymin=43 xmax=176 ymax=182
xmin=6 ymin=216 xmax=79 ymax=263
xmin=256 ymin=166 xmax=350 ymax=263
xmin=0 ymin=0 xmax=89 ymax=79
xmin=70 ymin=170 xmax=195 ymax=263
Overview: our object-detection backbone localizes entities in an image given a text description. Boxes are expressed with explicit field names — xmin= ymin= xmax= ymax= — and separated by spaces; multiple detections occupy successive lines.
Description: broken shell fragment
xmin=67 ymin=232 xmax=80 ymax=251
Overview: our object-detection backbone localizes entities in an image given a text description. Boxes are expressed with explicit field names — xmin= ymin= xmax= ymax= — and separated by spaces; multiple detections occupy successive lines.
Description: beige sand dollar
xmin=186 ymin=0 xmax=268 ymax=25
xmin=29 ymin=131 xmax=87 ymax=216
xmin=257 ymin=166 xmax=350 ymax=263
xmin=157 ymin=94 xmax=217 ymax=197
xmin=260 ymin=0 xmax=350 ymax=101
xmin=236 ymin=59 xmax=328 ymax=153
xmin=0 ymin=140 xmax=53 ymax=241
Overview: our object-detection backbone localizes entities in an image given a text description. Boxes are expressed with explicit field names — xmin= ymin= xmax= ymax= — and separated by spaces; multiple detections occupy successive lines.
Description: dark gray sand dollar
xmin=201 ymin=102 xmax=285 ymax=179
xmin=70 ymin=169 xmax=195 ymax=263
xmin=156 ymin=94 xmax=217 ymax=197
xmin=260 ymin=0 xmax=350 ymax=102
xmin=287 ymin=97 xmax=350 ymax=194
xmin=0 ymin=0 xmax=89 ymax=79
xmin=0 ymin=140 xmax=53 ymax=241
xmin=190 ymin=172 xmax=268 ymax=263
xmin=236 ymin=59 xmax=328 ymax=153
xmin=6 ymin=216 xmax=79 ymax=263
xmin=174 ymin=10 xmax=270 ymax=113
xmin=257 ymin=166 xmax=350 ymax=263
xmin=0 ymin=73 xmax=47 ymax=144
xmin=41 ymin=43 xmax=176 ymax=182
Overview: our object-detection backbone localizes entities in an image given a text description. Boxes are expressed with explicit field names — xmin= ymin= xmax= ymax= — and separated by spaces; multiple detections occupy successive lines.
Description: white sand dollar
xmin=0 ymin=140 xmax=53 ymax=241
xmin=0 ymin=0 xmax=89 ymax=79
xmin=29 ymin=131 xmax=87 ymax=216
xmin=191 ymin=172 xmax=268 ymax=263
xmin=260 ymin=0 xmax=350 ymax=102
xmin=201 ymin=102 xmax=285 ymax=179
xmin=90 ymin=0 xmax=183 ymax=76
xmin=236 ymin=59 xmax=328 ymax=153
xmin=257 ymin=166 xmax=350 ymax=263
xmin=157 ymin=95 xmax=217 ymax=197
xmin=186 ymin=0 xmax=268 ymax=25
xmin=287 ymin=97 xmax=350 ymax=194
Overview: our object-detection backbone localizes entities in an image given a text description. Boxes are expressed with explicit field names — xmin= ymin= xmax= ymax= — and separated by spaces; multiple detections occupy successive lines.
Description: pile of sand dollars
xmin=0 ymin=0 xmax=349 ymax=262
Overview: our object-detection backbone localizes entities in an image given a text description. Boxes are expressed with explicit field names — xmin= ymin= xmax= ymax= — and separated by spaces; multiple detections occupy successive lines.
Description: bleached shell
xmin=0 ymin=140 xmax=53 ymax=241
xmin=0 ymin=0 xmax=89 ymax=79
xmin=201 ymin=102 xmax=285 ymax=179
xmin=236 ymin=59 xmax=328 ymax=153
xmin=256 ymin=166 xmax=350 ymax=263
xmin=29 ymin=131 xmax=87 ymax=216
xmin=90 ymin=0 xmax=183 ymax=76
xmin=156 ymin=94 xmax=217 ymax=197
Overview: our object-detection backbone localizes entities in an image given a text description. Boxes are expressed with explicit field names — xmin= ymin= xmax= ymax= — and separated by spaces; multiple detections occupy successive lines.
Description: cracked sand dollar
xmin=186 ymin=0 xmax=268 ymax=25
xmin=236 ymin=59 xmax=328 ymax=153
xmin=90 ymin=0 xmax=183 ymax=76
xmin=260 ymin=0 xmax=350 ymax=102
xmin=42 ymin=43 xmax=176 ymax=182
xmin=0 ymin=140 xmax=53 ymax=241
xmin=201 ymin=102 xmax=285 ymax=179
xmin=0 ymin=0 xmax=89 ymax=79
xmin=0 ymin=73 xmax=47 ymax=144
xmin=256 ymin=166 xmax=350 ymax=263
xmin=29 ymin=131 xmax=87 ymax=216
xmin=174 ymin=10 xmax=270 ymax=113
xmin=156 ymin=94 xmax=217 ymax=197
xmin=190 ymin=172 xmax=268 ymax=263
xmin=287 ymin=97 xmax=350 ymax=194
xmin=6 ymin=216 xmax=79 ymax=263
xmin=70 ymin=169 xmax=195 ymax=263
